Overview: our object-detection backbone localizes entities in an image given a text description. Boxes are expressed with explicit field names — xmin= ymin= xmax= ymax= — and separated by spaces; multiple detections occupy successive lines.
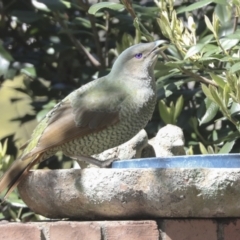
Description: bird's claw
xmin=99 ymin=157 xmax=120 ymax=168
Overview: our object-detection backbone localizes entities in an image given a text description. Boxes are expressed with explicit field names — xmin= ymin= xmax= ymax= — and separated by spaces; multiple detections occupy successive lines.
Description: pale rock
xmin=146 ymin=124 xmax=186 ymax=157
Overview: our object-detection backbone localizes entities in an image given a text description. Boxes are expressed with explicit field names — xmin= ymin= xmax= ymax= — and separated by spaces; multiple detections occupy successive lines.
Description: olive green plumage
xmin=0 ymin=41 xmax=162 ymax=198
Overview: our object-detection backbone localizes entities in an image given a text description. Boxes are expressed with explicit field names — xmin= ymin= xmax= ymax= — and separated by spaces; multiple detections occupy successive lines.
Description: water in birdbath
xmin=112 ymin=154 xmax=240 ymax=168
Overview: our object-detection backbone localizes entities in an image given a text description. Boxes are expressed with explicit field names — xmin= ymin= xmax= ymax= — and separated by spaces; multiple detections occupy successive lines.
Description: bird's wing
xmin=22 ymin=86 xmax=127 ymax=159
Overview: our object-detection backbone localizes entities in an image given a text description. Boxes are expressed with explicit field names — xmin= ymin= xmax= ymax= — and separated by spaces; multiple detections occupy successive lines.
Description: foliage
xmin=0 ymin=0 xmax=240 ymax=221
xmin=153 ymin=0 xmax=240 ymax=154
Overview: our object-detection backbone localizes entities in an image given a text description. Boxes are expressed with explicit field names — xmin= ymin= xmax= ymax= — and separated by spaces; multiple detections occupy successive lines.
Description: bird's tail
xmin=0 ymin=153 xmax=41 ymax=200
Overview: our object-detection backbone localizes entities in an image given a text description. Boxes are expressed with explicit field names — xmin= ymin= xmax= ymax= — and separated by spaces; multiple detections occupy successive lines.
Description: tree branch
xmin=121 ymin=0 xmax=136 ymax=18
xmin=159 ymin=51 xmax=218 ymax=87
xmin=54 ymin=12 xmax=101 ymax=68
xmin=77 ymin=0 xmax=105 ymax=68
xmin=181 ymin=68 xmax=218 ymax=87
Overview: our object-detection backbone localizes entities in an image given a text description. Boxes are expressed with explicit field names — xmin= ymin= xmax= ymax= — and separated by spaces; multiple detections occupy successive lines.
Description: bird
xmin=0 ymin=40 xmax=162 ymax=199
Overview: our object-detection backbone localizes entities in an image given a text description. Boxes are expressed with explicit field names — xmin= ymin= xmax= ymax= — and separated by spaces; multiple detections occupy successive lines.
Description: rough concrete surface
xmin=18 ymin=168 xmax=240 ymax=219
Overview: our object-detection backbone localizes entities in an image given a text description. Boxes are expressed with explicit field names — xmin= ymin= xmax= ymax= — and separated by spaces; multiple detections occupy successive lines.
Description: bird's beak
xmin=152 ymin=40 xmax=168 ymax=54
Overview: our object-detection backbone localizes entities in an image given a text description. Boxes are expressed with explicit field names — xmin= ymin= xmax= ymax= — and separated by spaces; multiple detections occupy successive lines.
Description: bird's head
xmin=110 ymin=40 xmax=164 ymax=80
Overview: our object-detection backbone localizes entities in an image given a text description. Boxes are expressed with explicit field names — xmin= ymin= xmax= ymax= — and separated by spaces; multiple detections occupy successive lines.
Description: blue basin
xmin=112 ymin=154 xmax=240 ymax=168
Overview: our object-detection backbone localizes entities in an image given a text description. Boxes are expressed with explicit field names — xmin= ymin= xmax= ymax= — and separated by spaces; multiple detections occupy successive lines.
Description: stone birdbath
xmin=17 ymin=125 xmax=240 ymax=219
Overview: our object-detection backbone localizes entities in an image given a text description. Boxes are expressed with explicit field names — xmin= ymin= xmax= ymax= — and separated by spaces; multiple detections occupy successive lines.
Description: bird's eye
xmin=135 ymin=53 xmax=143 ymax=59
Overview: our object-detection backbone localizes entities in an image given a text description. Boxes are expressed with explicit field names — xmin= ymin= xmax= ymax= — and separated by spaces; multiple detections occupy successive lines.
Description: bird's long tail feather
xmin=0 ymin=154 xmax=41 ymax=200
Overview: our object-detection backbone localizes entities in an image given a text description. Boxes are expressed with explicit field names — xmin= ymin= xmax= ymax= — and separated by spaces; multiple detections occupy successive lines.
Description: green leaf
xmin=167 ymin=45 xmax=182 ymax=60
xmin=199 ymin=98 xmax=219 ymax=125
xmin=223 ymin=84 xmax=230 ymax=108
xmin=173 ymin=95 xmax=184 ymax=122
xmin=220 ymin=56 xmax=239 ymax=62
xmin=230 ymin=102 xmax=240 ymax=116
xmin=212 ymin=130 xmax=218 ymax=141
xmin=20 ymin=66 xmax=37 ymax=78
xmin=185 ymin=44 xmax=205 ymax=59
xmin=220 ymin=39 xmax=239 ymax=50
xmin=88 ymin=2 xmax=124 ymax=15
xmin=165 ymin=60 xmax=186 ymax=68
xmin=207 ymin=146 xmax=215 ymax=154
xmin=218 ymin=140 xmax=235 ymax=153
xmin=0 ymin=139 xmax=8 ymax=156
xmin=0 ymin=55 xmax=11 ymax=78
xmin=209 ymin=85 xmax=224 ymax=108
xmin=229 ymin=62 xmax=240 ymax=73
xmin=213 ymin=0 xmax=228 ymax=4
xmin=186 ymin=146 xmax=194 ymax=155
xmin=198 ymin=34 xmax=214 ymax=44
xmin=226 ymin=30 xmax=240 ymax=39
xmin=61 ymin=0 xmax=71 ymax=9
xmin=0 ymin=43 xmax=13 ymax=61
xmin=177 ymin=0 xmax=213 ymax=14
xmin=201 ymin=84 xmax=216 ymax=102
xmin=73 ymin=17 xmax=91 ymax=28
xmin=202 ymin=46 xmax=221 ymax=57
xmin=215 ymin=3 xmax=231 ymax=23
xmin=199 ymin=142 xmax=209 ymax=154
xmin=157 ymin=13 xmax=173 ymax=39
xmin=204 ymin=15 xmax=215 ymax=34
xmin=158 ymin=100 xmax=172 ymax=124
xmin=32 ymin=0 xmax=70 ymax=12
xmin=201 ymin=44 xmax=219 ymax=56
xmin=212 ymin=13 xmax=220 ymax=35
xmin=210 ymin=73 xmax=226 ymax=89
xmin=31 ymin=0 xmax=49 ymax=12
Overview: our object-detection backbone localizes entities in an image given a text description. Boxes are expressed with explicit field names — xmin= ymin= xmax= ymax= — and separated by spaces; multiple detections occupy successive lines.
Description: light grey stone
xmin=18 ymin=168 xmax=240 ymax=219
xmin=147 ymin=124 xmax=185 ymax=157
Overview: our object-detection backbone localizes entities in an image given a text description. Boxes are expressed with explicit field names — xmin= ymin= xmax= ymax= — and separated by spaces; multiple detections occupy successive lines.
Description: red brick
xmin=223 ymin=220 xmax=240 ymax=240
xmin=160 ymin=220 xmax=217 ymax=240
xmin=0 ymin=222 xmax=41 ymax=240
xmin=49 ymin=221 xmax=101 ymax=240
xmin=102 ymin=220 xmax=159 ymax=240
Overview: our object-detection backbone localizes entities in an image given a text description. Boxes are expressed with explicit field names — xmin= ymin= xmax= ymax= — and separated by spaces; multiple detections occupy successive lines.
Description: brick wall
xmin=0 ymin=219 xmax=240 ymax=240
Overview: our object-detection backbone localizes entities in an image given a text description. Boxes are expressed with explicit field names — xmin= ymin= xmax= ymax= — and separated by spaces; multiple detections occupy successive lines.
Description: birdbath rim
xmin=112 ymin=153 xmax=240 ymax=168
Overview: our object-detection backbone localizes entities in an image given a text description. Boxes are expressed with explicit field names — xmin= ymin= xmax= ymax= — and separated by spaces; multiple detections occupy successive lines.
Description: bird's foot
xmin=98 ymin=157 xmax=119 ymax=168
xmin=73 ymin=155 xmax=119 ymax=168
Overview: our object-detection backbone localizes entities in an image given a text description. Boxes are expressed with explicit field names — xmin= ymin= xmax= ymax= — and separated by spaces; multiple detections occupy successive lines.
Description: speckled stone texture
xmin=18 ymin=168 xmax=240 ymax=219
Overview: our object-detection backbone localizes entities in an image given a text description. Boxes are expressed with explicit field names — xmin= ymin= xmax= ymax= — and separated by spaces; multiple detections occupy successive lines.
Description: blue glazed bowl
xmin=112 ymin=154 xmax=240 ymax=168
